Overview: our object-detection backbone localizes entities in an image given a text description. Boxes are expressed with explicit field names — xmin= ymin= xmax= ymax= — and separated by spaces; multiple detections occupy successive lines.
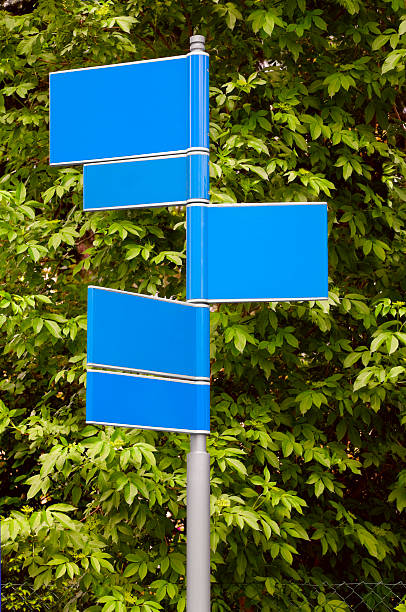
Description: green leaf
xmin=372 ymin=34 xmax=390 ymax=50
xmin=242 ymin=510 xmax=260 ymax=530
xmin=387 ymin=335 xmax=399 ymax=354
xmin=44 ymin=319 xmax=61 ymax=338
xmin=226 ymin=457 xmax=248 ymax=476
xmin=114 ymin=16 xmax=137 ymax=33
xmin=52 ymin=512 xmax=77 ymax=529
xmin=26 ymin=475 xmax=42 ymax=499
xmin=336 ymin=419 xmax=347 ymax=441
xmin=388 ymin=366 xmax=405 ymax=380
xmin=282 ymin=439 xmax=294 ymax=457
xmin=314 ymin=16 xmax=327 ymax=30
xmin=373 ymin=242 xmax=386 ymax=260
xmin=55 ymin=564 xmax=67 ymax=579
xmin=371 ymin=333 xmax=387 ymax=352
xmin=15 ymin=183 xmax=26 ymax=204
xmin=170 ymin=554 xmax=185 ymax=575
xmin=285 ymin=333 xmax=298 ymax=348
xmin=343 ymin=162 xmax=353 ymax=180
xmin=314 ymin=480 xmax=325 ymax=497
xmin=280 ymin=546 xmax=293 ymax=564
xmin=32 ymin=317 xmax=43 ymax=333
xmin=233 ymin=329 xmax=246 ymax=352
xmin=327 ymin=601 xmax=349 ymax=610
xmin=382 ymin=51 xmax=404 ymax=73
xmin=124 ymin=482 xmax=137 ymax=505
xmin=343 ymin=352 xmax=361 ymax=368
xmin=47 ymin=503 xmax=77 ymax=512
xmin=299 ymin=394 xmax=313 ymax=415
xmin=250 ymin=166 xmax=268 ymax=180
xmin=353 ymin=369 xmax=373 ymax=391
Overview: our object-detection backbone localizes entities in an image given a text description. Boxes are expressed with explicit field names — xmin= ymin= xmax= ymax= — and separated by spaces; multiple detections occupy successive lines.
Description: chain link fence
xmin=1 ymin=582 xmax=76 ymax=611
xmin=1 ymin=581 xmax=406 ymax=611
xmin=271 ymin=582 xmax=406 ymax=611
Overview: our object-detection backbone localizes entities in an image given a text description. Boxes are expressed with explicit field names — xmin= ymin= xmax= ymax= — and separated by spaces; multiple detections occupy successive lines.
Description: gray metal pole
xmin=187 ymin=34 xmax=210 ymax=612
xmin=187 ymin=433 xmax=210 ymax=611
xmin=189 ymin=34 xmax=206 ymax=53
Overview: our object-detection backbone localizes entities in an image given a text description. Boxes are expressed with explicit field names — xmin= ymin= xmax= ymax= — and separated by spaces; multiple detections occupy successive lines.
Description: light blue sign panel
xmin=83 ymin=153 xmax=209 ymax=210
xmin=50 ymin=53 xmax=209 ymax=165
xmin=186 ymin=203 xmax=328 ymax=303
xmin=87 ymin=370 xmax=210 ymax=433
xmin=87 ymin=287 xmax=210 ymax=379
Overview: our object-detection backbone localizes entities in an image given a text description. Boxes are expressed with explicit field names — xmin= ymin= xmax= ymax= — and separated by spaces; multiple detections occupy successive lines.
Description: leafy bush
xmin=0 ymin=0 xmax=405 ymax=610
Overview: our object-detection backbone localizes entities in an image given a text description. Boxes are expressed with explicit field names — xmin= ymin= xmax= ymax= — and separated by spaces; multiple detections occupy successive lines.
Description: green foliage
xmin=0 ymin=0 xmax=405 ymax=610
xmin=1 ymin=553 xmax=67 ymax=610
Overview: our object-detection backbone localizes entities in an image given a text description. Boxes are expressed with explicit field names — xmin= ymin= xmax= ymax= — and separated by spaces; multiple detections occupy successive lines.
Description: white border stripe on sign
xmin=88 ymin=285 xmax=210 ymax=307
xmin=86 ymin=420 xmax=210 ymax=434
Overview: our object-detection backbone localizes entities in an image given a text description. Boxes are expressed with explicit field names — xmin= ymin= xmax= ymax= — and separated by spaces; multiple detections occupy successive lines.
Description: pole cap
xmin=190 ymin=35 xmax=206 ymax=52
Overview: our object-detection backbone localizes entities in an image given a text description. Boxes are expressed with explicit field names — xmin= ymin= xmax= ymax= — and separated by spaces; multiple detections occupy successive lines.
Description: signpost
xmin=49 ymin=35 xmax=328 ymax=612
xmin=83 ymin=153 xmax=209 ymax=210
xmin=87 ymin=370 xmax=210 ymax=433
xmin=49 ymin=51 xmax=208 ymax=165
xmin=86 ymin=287 xmax=210 ymax=433
xmin=87 ymin=287 xmax=210 ymax=379
xmin=187 ymin=202 xmax=328 ymax=303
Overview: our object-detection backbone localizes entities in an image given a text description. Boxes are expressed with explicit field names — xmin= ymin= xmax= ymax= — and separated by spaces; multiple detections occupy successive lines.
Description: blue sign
xmin=87 ymin=287 xmax=210 ymax=379
xmin=186 ymin=203 xmax=328 ymax=303
xmin=83 ymin=153 xmax=209 ymax=210
xmin=86 ymin=370 xmax=210 ymax=433
xmin=49 ymin=43 xmax=329 ymax=442
xmin=50 ymin=52 xmax=209 ymax=165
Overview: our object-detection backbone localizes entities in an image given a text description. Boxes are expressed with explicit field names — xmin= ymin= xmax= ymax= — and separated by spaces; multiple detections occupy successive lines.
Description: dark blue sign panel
xmin=83 ymin=153 xmax=209 ymax=210
xmin=50 ymin=53 xmax=209 ymax=165
xmin=86 ymin=370 xmax=210 ymax=433
xmin=186 ymin=203 xmax=328 ymax=303
xmin=87 ymin=287 xmax=210 ymax=379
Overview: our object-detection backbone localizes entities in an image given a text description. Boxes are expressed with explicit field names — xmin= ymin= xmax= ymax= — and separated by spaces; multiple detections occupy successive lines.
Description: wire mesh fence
xmin=1 ymin=581 xmax=406 ymax=611
xmin=271 ymin=582 xmax=406 ymax=611
xmin=1 ymin=581 xmax=70 ymax=611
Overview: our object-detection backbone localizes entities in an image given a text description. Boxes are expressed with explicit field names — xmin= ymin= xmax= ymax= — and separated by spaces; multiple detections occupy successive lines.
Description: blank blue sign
xmin=86 ymin=370 xmax=210 ymax=433
xmin=50 ymin=53 xmax=209 ymax=165
xmin=186 ymin=203 xmax=328 ymax=302
xmin=87 ymin=287 xmax=210 ymax=379
xmin=83 ymin=153 xmax=209 ymax=210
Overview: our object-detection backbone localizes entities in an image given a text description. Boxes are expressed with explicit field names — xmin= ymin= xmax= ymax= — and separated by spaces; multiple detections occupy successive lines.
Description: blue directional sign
xmin=83 ymin=152 xmax=209 ymax=210
xmin=50 ymin=52 xmax=209 ymax=166
xmin=49 ymin=41 xmax=329 ymax=443
xmin=87 ymin=370 xmax=210 ymax=433
xmin=186 ymin=203 xmax=328 ymax=303
xmin=87 ymin=287 xmax=210 ymax=379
